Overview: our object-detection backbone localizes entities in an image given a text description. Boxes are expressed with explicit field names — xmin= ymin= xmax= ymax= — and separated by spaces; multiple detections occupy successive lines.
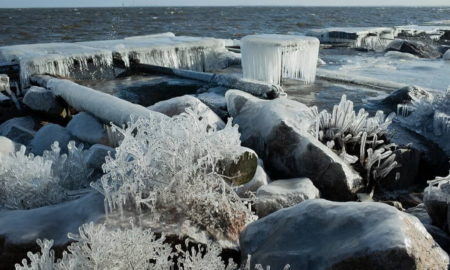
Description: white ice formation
xmin=241 ymin=34 xmax=320 ymax=85
xmin=396 ymin=88 xmax=450 ymax=155
xmin=0 ymin=34 xmax=230 ymax=88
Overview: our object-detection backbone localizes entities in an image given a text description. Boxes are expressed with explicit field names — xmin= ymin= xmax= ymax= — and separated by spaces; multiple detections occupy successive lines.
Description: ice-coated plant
xmin=397 ymin=88 xmax=450 ymax=151
xmin=0 ymin=141 xmax=93 ymax=209
xmin=308 ymin=95 xmax=398 ymax=191
xmin=92 ymin=108 xmax=254 ymax=242
xmin=16 ymin=223 xmax=240 ymax=270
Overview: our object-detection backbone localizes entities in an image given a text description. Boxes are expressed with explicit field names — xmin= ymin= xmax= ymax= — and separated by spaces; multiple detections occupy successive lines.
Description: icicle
xmin=241 ymin=34 xmax=320 ymax=85
xmin=360 ymin=132 xmax=368 ymax=165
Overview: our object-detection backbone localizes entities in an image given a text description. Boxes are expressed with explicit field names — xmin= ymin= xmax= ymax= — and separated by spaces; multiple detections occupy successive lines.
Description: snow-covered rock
xmin=30 ymin=124 xmax=72 ymax=155
xmin=255 ymin=178 xmax=320 ymax=217
xmin=240 ymin=199 xmax=449 ymax=270
xmin=196 ymin=89 xmax=228 ymax=119
xmin=423 ymin=173 xmax=450 ymax=231
xmin=386 ymin=39 xmax=441 ymax=59
xmin=234 ymin=159 xmax=269 ymax=198
xmin=226 ymin=90 xmax=363 ymax=201
xmin=67 ymin=112 xmax=107 ymax=145
xmin=0 ymin=192 xmax=104 ymax=268
xmin=444 ymin=50 xmax=450 ymax=60
xmin=85 ymin=144 xmax=115 ymax=170
xmin=0 ymin=136 xmax=15 ymax=154
xmin=23 ymin=86 xmax=63 ymax=115
xmin=148 ymin=95 xmax=225 ymax=129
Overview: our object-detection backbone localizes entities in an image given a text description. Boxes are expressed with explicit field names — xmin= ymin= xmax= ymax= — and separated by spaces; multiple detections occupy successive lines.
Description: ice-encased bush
xmin=308 ymin=95 xmax=397 ymax=192
xmin=92 ymin=108 xmax=254 ymax=242
xmin=0 ymin=141 xmax=92 ymax=209
xmin=16 ymin=222 xmax=290 ymax=270
xmin=397 ymin=88 xmax=450 ymax=155
xmin=15 ymin=222 xmax=237 ymax=270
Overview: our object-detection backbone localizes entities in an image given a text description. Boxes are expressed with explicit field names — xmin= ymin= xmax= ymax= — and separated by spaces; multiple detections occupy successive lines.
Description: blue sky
xmin=1 ymin=0 xmax=450 ymax=8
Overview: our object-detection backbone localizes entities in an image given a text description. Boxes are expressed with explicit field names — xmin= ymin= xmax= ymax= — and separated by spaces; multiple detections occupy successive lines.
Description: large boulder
xmin=385 ymin=40 xmax=441 ymax=59
xmin=30 ymin=124 xmax=72 ymax=155
xmin=380 ymin=85 xmax=433 ymax=114
xmin=67 ymin=112 xmax=108 ymax=145
xmin=226 ymin=90 xmax=363 ymax=201
xmin=196 ymin=87 xmax=228 ymax=119
xmin=255 ymin=178 xmax=320 ymax=217
xmin=240 ymin=199 xmax=449 ymax=270
xmin=148 ymin=95 xmax=225 ymax=129
xmin=23 ymin=86 xmax=64 ymax=115
xmin=423 ymin=173 xmax=450 ymax=231
xmin=218 ymin=146 xmax=258 ymax=186
xmin=0 ymin=192 xmax=105 ymax=269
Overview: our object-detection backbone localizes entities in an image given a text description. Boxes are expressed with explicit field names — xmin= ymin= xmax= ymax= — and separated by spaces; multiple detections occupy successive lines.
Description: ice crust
xmin=241 ymin=34 xmax=319 ymax=85
xmin=0 ymin=35 xmax=229 ymax=88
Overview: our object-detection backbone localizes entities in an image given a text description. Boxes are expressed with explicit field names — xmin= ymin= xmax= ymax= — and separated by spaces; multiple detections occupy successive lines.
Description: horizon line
xmin=1 ymin=5 xmax=450 ymax=9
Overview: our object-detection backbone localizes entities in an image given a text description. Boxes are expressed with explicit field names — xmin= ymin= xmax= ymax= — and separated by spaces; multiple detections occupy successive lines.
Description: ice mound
xmin=241 ymin=34 xmax=319 ymax=85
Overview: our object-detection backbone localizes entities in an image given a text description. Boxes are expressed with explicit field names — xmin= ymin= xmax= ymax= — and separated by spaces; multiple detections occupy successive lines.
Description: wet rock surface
xmin=241 ymin=199 xmax=449 ymax=270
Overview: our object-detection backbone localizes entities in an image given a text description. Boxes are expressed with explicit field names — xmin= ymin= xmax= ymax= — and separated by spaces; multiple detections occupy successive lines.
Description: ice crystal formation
xmin=93 ymin=109 xmax=254 ymax=242
xmin=241 ymin=34 xmax=320 ymax=85
xmin=0 ymin=142 xmax=92 ymax=209
xmin=16 ymin=223 xmax=292 ymax=270
xmin=15 ymin=223 xmax=238 ymax=270
xmin=308 ymin=95 xmax=397 ymax=190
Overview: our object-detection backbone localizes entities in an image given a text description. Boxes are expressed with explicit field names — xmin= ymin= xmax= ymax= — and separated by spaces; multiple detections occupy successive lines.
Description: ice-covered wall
xmin=0 ymin=35 xmax=230 ymax=89
xmin=241 ymin=34 xmax=320 ymax=85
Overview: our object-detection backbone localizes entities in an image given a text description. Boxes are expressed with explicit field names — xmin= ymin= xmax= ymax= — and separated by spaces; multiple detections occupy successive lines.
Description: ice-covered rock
xmin=23 ymin=86 xmax=63 ymax=115
xmin=0 ymin=74 xmax=9 ymax=92
xmin=0 ymin=116 xmax=35 ymax=136
xmin=423 ymin=173 xmax=450 ymax=230
xmin=116 ymin=76 xmax=205 ymax=107
xmin=226 ymin=90 xmax=363 ymax=201
xmin=85 ymin=144 xmax=115 ymax=170
xmin=148 ymin=95 xmax=225 ymax=129
xmin=196 ymin=88 xmax=228 ymax=118
xmin=67 ymin=112 xmax=107 ymax=145
xmin=384 ymin=51 xmax=419 ymax=60
xmin=234 ymin=159 xmax=270 ymax=198
xmin=255 ymin=178 xmax=320 ymax=217
xmin=0 ymin=192 xmax=104 ymax=269
xmin=306 ymin=27 xmax=395 ymax=51
xmin=381 ymin=85 xmax=433 ymax=113
xmin=0 ymin=136 xmax=15 ymax=154
xmin=30 ymin=124 xmax=72 ymax=155
xmin=240 ymin=199 xmax=449 ymax=270
xmin=241 ymin=34 xmax=319 ymax=85
xmin=444 ymin=50 xmax=450 ymax=60
xmin=406 ymin=203 xmax=450 ymax=254
xmin=385 ymin=39 xmax=441 ymax=59
xmin=0 ymin=117 xmax=35 ymax=147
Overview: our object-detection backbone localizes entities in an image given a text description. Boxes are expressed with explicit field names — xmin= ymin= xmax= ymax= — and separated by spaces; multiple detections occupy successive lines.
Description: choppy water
xmin=1 ymin=6 xmax=450 ymax=46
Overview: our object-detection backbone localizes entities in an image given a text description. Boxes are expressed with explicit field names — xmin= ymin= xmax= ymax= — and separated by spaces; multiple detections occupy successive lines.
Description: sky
xmin=1 ymin=0 xmax=450 ymax=8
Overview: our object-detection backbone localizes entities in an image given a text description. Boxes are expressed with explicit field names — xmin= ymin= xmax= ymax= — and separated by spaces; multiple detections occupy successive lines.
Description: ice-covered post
xmin=241 ymin=34 xmax=320 ymax=85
